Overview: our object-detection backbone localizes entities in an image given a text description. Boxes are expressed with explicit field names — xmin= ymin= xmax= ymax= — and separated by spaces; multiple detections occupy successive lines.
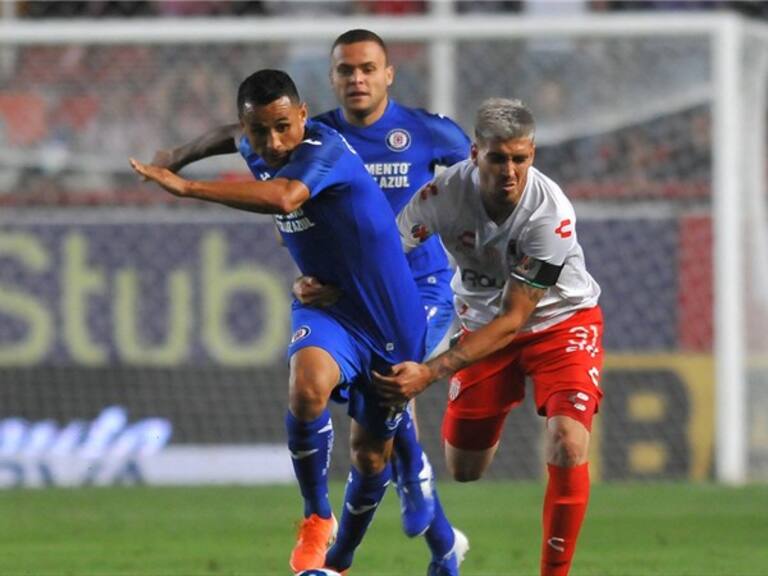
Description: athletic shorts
xmin=416 ymin=268 xmax=455 ymax=359
xmin=288 ymin=305 xmax=407 ymax=439
xmin=442 ymin=306 xmax=604 ymax=451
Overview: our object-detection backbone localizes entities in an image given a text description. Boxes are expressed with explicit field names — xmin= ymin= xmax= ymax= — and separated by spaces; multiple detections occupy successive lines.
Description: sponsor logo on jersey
xmin=555 ymin=218 xmax=573 ymax=238
xmin=365 ymin=162 xmax=411 ymax=189
xmin=385 ymin=128 xmax=412 ymax=152
xmin=275 ymin=208 xmax=315 ymax=234
xmin=461 ymin=268 xmax=503 ymax=288
xmin=291 ymin=325 xmax=311 ymax=344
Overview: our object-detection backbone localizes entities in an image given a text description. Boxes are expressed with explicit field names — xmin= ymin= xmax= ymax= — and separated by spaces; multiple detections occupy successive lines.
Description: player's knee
xmin=450 ymin=466 xmax=483 ymax=483
xmin=444 ymin=440 xmax=494 ymax=482
xmin=288 ymin=385 xmax=328 ymax=421
xmin=288 ymin=370 xmax=334 ymax=420
xmin=350 ymin=446 xmax=387 ymax=475
xmin=445 ymin=456 xmax=485 ymax=482
xmin=288 ymin=351 xmax=338 ymax=420
xmin=547 ymin=420 xmax=589 ymax=467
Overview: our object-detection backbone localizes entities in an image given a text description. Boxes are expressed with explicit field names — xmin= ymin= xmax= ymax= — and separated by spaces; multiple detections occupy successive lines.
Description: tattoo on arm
xmin=173 ymin=124 xmax=241 ymax=170
xmin=426 ymin=279 xmax=546 ymax=382
xmin=502 ymin=279 xmax=546 ymax=313
xmin=426 ymin=347 xmax=474 ymax=382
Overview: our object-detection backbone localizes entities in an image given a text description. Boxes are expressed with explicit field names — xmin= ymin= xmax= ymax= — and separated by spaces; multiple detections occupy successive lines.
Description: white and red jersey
xmin=398 ymin=159 xmax=600 ymax=332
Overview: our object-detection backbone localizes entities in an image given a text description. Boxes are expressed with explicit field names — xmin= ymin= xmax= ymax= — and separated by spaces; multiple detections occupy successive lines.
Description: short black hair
xmin=331 ymin=29 xmax=388 ymax=60
xmin=237 ymin=69 xmax=300 ymax=117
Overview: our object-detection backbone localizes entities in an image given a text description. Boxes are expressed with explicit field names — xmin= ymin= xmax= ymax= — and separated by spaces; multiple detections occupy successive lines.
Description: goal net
xmin=0 ymin=13 xmax=765 ymax=486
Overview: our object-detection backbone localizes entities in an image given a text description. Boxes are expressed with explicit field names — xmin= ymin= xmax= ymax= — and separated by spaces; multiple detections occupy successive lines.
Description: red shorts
xmin=442 ymin=306 xmax=604 ymax=451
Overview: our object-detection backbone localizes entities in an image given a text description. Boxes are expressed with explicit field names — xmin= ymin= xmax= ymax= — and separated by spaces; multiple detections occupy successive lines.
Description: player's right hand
xmin=130 ymin=158 xmax=188 ymax=197
xmin=292 ymin=275 xmax=342 ymax=308
xmin=373 ymin=362 xmax=434 ymax=406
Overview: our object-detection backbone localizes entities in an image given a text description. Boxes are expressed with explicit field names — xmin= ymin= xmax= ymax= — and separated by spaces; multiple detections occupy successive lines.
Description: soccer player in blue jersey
xmin=131 ymin=69 xmax=464 ymax=576
xmin=144 ymin=30 xmax=470 ymax=573
xmin=295 ymin=27 xmax=471 ymax=568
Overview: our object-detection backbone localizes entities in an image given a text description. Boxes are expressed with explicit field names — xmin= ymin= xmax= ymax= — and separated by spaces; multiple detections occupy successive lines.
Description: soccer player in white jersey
xmin=375 ymin=98 xmax=604 ymax=576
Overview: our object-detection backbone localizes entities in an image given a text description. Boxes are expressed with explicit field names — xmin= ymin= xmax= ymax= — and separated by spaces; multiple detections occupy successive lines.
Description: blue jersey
xmin=239 ymin=120 xmax=425 ymax=364
xmin=313 ymin=101 xmax=470 ymax=282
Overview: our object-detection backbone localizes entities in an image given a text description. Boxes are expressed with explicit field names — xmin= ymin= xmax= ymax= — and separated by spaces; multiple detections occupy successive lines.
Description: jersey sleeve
xmin=508 ymin=205 xmax=577 ymax=288
xmin=397 ymin=177 xmax=446 ymax=253
xmin=424 ymin=112 xmax=471 ymax=167
xmin=275 ymin=134 xmax=348 ymax=198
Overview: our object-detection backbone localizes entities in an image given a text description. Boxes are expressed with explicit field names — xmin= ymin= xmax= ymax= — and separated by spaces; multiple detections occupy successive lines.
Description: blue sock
xmin=392 ymin=408 xmax=424 ymax=484
xmin=325 ymin=465 xmax=391 ymax=570
xmin=285 ymin=409 xmax=333 ymax=519
xmin=425 ymin=493 xmax=455 ymax=560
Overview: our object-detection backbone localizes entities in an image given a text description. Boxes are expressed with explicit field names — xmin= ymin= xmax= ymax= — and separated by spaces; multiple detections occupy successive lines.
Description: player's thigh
xmin=287 ymin=307 xmax=361 ymax=417
xmin=288 ymin=347 xmax=340 ymax=418
xmin=442 ymin=350 xmax=525 ymax=472
xmin=524 ymin=307 xmax=605 ymax=426
xmin=444 ymin=438 xmax=499 ymax=483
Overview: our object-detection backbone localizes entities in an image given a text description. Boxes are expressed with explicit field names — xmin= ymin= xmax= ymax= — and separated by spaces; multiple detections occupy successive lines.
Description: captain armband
xmin=508 ymin=255 xmax=564 ymax=288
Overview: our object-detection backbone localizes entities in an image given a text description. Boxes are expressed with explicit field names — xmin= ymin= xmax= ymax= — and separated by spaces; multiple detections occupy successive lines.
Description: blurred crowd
xmin=9 ymin=0 xmax=768 ymax=19
xmin=0 ymin=0 xmax=762 ymax=206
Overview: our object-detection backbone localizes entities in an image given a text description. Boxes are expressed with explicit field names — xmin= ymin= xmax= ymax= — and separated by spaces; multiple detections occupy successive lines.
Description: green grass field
xmin=2 ymin=482 xmax=767 ymax=576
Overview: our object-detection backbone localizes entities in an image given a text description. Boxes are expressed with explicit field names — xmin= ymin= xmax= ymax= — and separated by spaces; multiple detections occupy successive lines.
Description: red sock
xmin=541 ymin=462 xmax=590 ymax=576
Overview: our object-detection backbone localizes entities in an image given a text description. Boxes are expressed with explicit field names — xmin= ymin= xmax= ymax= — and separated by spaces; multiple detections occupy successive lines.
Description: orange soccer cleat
xmin=289 ymin=513 xmax=338 ymax=573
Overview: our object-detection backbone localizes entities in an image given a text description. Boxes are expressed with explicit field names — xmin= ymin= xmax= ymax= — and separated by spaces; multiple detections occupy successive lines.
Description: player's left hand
xmin=130 ymin=158 xmax=188 ymax=197
xmin=373 ymin=362 xmax=434 ymax=406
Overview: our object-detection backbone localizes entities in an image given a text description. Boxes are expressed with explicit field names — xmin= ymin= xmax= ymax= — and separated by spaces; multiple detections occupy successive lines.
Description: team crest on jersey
xmin=410 ymin=223 xmax=430 ymax=243
xmin=448 ymin=377 xmax=461 ymax=401
xmin=385 ymin=128 xmax=411 ymax=152
xmin=291 ymin=325 xmax=311 ymax=344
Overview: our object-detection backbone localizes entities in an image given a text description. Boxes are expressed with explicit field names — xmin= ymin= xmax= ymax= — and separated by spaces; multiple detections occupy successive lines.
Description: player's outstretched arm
xmin=374 ymin=278 xmax=545 ymax=406
xmin=150 ymin=124 xmax=241 ymax=173
xmin=130 ymin=158 xmax=309 ymax=214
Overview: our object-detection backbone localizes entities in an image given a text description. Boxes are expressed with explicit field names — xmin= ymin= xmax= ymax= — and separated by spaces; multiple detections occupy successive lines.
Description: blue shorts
xmin=416 ymin=268 xmax=455 ymax=359
xmin=288 ymin=306 xmax=406 ymax=439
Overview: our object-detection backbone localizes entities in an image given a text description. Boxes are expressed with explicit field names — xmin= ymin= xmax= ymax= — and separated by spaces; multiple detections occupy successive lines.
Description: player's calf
xmin=392 ymin=411 xmax=436 ymax=536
